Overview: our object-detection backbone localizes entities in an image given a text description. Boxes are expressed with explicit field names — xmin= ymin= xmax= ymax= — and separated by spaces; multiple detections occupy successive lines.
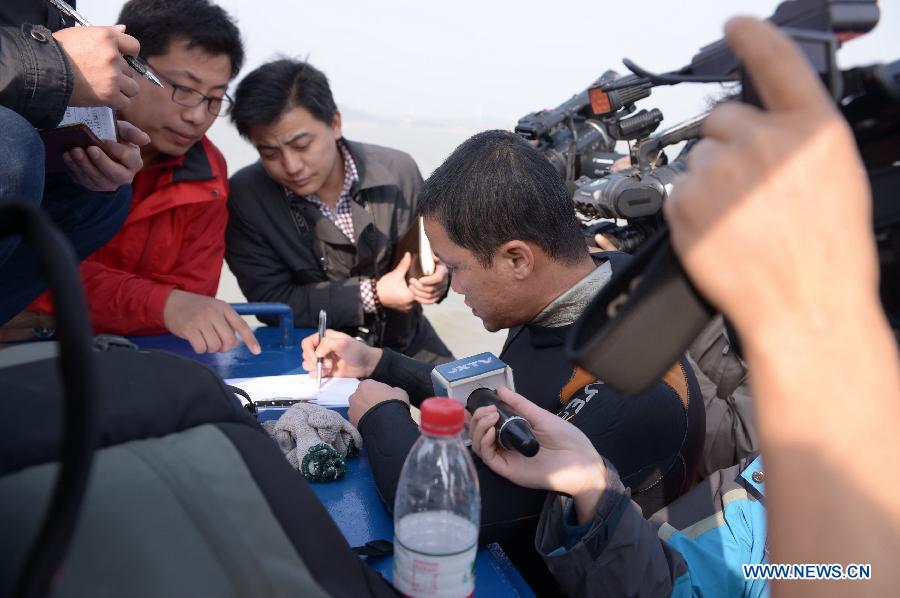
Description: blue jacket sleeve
xmin=536 ymin=458 xmax=770 ymax=598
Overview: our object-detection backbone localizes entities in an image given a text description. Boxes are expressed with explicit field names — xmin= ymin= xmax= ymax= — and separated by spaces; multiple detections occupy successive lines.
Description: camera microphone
xmin=431 ymin=353 xmax=540 ymax=457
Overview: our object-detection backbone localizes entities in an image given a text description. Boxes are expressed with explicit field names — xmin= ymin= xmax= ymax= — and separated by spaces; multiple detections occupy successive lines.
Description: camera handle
xmin=566 ymin=225 xmax=715 ymax=395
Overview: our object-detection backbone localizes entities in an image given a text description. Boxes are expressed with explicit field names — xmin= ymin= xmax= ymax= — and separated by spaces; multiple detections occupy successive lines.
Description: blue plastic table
xmin=131 ymin=319 xmax=534 ymax=597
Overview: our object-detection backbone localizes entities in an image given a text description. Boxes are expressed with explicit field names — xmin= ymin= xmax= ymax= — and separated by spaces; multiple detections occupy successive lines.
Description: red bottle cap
xmin=420 ymin=397 xmax=465 ymax=436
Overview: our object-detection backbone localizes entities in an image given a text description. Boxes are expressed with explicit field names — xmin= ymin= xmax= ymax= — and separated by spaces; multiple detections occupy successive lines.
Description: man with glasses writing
xmin=30 ymin=0 xmax=260 ymax=354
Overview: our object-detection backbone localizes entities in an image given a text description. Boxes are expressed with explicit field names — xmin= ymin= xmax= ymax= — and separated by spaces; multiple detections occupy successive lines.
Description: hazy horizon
xmin=83 ymin=0 xmax=899 ymax=177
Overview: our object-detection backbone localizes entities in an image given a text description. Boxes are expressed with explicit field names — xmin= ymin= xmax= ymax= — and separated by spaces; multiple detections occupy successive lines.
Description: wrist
xmin=370 ymin=276 xmax=382 ymax=309
xmin=742 ymin=291 xmax=887 ymax=370
xmin=361 ymin=277 xmax=380 ymax=315
xmin=356 ymin=397 xmax=410 ymax=432
xmin=364 ymin=347 xmax=383 ymax=377
xmin=730 ymin=278 xmax=880 ymax=352
xmin=745 ymin=297 xmax=900 ymax=443
xmin=570 ymin=458 xmax=607 ymax=525
xmin=159 ymin=286 xmax=183 ymax=329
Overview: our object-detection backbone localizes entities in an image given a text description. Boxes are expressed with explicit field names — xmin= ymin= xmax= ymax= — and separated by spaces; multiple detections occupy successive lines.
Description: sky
xmin=82 ymin=0 xmax=900 ymax=176
xmin=74 ymin=0 xmax=900 ymax=348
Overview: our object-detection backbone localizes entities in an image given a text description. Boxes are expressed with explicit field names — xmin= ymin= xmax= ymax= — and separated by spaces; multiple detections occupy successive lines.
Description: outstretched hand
xmin=664 ymin=16 xmax=874 ymax=338
xmin=665 ymin=17 xmax=900 ymax=584
xmin=163 ymin=290 xmax=261 ymax=355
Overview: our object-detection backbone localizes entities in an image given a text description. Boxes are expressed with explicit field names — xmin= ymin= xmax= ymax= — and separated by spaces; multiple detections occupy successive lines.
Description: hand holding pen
xmin=316 ymin=310 xmax=328 ymax=390
xmin=47 ymin=0 xmax=163 ymax=111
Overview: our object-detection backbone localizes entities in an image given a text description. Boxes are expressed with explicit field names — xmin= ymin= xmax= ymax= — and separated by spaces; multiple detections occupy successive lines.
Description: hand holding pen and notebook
xmin=47 ymin=0 xmax=163 ymax=111
xmin=40 ymin=0 xmax=154 ymax=191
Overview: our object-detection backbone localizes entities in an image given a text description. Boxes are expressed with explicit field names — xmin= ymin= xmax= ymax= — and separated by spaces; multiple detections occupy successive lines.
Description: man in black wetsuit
xmin=301 ymin=130 xmax=705 ymax=593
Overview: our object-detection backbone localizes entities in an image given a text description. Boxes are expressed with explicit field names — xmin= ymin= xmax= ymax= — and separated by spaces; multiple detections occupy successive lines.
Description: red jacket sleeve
xmin=146 ymin=197 xmax=228 ymax=298
xmin=30 ymin=198 xmax=229 ymax=335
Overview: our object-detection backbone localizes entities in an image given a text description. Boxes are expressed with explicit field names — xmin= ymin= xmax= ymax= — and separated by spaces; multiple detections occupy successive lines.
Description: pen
xmin=316 ymin=310 xmax=327 ymax=390
xmin=46 ymin=0 xmax=164 ymax=88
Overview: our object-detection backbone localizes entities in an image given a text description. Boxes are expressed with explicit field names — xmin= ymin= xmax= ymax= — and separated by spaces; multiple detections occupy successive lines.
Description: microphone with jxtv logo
xmin=431 ymin=353 xmax=539 ymax=457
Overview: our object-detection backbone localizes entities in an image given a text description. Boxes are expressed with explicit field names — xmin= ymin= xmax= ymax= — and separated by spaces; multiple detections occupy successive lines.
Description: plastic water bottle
xmin=393 ymin=397 xmax=480 ymax=597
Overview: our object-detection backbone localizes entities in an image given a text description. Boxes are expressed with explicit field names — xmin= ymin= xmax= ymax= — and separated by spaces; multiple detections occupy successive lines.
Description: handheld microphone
xmin=466 ymin=388 xmax=539 ymax=457
xmin=432 ymin=353 xmax=539 ymax=457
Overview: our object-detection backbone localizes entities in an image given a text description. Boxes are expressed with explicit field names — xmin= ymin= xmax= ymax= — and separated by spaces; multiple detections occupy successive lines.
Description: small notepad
xmin=57 ymin=107 xmax=117 ymax=140
xmin=40 ymin=106 xmax=118 ymax=173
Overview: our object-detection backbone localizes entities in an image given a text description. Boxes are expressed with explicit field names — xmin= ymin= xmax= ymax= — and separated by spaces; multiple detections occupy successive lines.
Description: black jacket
xmin=357 ymin=256 xmax=705 ymax=593
xmin=360 ymin=323 xmax=704 ymax=523
xmin=226 ymin=140 xmax=450 ymax=360
xmin=0 ymin=0 xmax=74 ymax=128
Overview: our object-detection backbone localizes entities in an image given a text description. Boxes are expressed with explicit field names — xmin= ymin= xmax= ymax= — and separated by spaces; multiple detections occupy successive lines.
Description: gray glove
xmin=262 ymin=403 xmax=363 ymax=482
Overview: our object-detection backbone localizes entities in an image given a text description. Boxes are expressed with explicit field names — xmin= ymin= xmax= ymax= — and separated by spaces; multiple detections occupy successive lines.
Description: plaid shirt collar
xmin=284 ymin=140 xmax=359 ymax=207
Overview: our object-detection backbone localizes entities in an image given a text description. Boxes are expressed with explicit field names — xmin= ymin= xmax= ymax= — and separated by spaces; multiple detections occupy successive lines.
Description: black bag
xmin=0 ymin=201 xmax=396 ymax=598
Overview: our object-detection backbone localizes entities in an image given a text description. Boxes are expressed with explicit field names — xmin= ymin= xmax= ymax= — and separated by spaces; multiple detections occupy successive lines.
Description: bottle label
xmin=393 ymin=511 xmax=478 ymax=598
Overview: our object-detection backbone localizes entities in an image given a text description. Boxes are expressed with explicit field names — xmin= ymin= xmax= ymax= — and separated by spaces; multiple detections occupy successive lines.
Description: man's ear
xmin=497 ymin=240 xmax=534 ymax=280
xmin=331 ymin=111 xmax=343 ymax=140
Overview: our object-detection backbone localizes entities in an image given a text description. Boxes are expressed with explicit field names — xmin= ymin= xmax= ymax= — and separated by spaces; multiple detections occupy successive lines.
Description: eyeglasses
xmin=147 ymin=63 xmax=233 ymax=117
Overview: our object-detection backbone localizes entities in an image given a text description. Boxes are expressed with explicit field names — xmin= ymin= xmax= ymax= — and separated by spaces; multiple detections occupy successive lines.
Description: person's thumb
xmin=395 ymin=252 xmax=412 ymax=275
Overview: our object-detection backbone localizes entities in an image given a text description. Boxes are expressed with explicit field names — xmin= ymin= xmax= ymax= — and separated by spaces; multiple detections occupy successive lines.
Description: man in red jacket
xmin=30 ymin=0 xmax=259 ymax=355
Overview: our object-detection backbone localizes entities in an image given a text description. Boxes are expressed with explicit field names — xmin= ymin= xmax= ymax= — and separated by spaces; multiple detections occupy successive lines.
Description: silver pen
xmin=316 ymin=310 xmax=327 ymax=390
xmin=46 ymin=0 xmax=164 ymax=88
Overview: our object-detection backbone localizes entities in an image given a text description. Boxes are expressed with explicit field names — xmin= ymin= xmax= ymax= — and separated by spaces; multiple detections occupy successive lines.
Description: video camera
xmin=564 ymin=0 xmax=899 ymax=395
xmin=514 ymin=72 xmax=621 ymax=184
xmin=571 ymin=111 xmax=704 ymax=251
xmin=516 ymin=66 xmax=703 ymax=253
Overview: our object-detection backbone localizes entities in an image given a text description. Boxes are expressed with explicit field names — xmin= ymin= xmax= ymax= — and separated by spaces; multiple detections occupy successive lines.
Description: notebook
xmin=391 ymin=216 xmax=437 ymax=280
xmin=225 ymin=374 xmax=360 ymax=408
xmin=40 ymin=106 xmax=118 ymax=173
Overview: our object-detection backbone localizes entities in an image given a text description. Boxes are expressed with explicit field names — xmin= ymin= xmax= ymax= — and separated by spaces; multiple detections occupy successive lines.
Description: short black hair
xmin=231 ymin=59 xmax=337 ymax=138
xmin=419 ymin=130 xmax=588 ymax=267
xmin=118 ymin=0 xmax=244 ymax=78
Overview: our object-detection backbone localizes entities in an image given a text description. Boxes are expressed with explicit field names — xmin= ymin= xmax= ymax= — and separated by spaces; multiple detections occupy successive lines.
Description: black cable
xmin=0 ymin=202 xmax=97 ymax=598
xmin=621 ymin=58 xmax=738 ymax=86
